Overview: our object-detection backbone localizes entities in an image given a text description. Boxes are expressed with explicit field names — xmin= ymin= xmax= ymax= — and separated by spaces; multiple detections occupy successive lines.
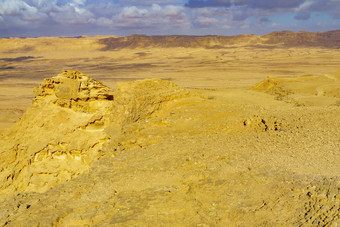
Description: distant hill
xmin=263 ymin=30 xmax=340 ymax=48
xmin=99 ymin=30 xmax=340 ymax=50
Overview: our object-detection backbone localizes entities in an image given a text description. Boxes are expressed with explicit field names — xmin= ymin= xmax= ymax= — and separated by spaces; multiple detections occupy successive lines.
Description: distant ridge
xmin=263 ymin=30 xmax=340 ymax=48
xmin=99 ymin=30 xmax=340 ymax=50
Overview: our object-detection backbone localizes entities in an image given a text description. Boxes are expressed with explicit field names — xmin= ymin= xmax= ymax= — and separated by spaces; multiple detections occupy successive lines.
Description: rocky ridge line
xmin=99 ymin=30 xmax=340 ymax=50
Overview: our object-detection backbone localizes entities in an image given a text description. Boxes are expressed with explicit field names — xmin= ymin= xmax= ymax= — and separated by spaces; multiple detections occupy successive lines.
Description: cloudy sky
xmin=0 ymin=0 xmax=339 ymax=37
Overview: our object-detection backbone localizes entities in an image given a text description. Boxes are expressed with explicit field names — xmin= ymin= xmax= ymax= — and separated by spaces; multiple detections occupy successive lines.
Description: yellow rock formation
xmin=0 ymin=71 xmax=193 ymax=196
xmin=0 ymin=70 xmax=339 ymax=226
xmin=0 ymin=31 xmax=339 ymax=225
xmin=0 ymin=71 xmax=115 ymax=194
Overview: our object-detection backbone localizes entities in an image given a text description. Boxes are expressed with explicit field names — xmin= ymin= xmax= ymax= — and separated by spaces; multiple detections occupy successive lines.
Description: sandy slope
xmin=0 ymin=32 xmax=339 ymax=226
xmin=0 ymin=34 xmax=340 ymax=133
xmin=0 ymin=71 xmax=339 ymax=226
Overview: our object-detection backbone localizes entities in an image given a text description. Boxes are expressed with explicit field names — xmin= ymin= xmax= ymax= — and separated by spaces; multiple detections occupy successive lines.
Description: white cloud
xmin=113 ymin=4 xmax=189 ymax=29
xmin=50 ymin=6 xmax=95 ymax=25
xmin=110 ymin=0 xmax=184 ymax=6
xmin=0 ymin=0 xmax=338 ymax=37
xmin=195 ymin=7 xmax=227 ymax=17
xmin=96 ymin=17 xmax=113 ymax=26
xmin=195 ymin=16 xmax=218 ymax=26
xmin=31 ymin=0 xmax=57 ymax=8
xmin=0 ymin=0 xmax=48 ymax=24
xmin=271 ymin=22 xmax=281 ymax=27
xmin=240 ymin=23 xmax=250 ymax=29
xmin=72 ymin=0 xmax=87 ymax=6
xmin=295 ymin=0 xmax=314 ymax=11
xmin=163 ymin=5 xmax=183 ymax=16
xmin=0 ymin=0 xmax=37 ymax=16
xmin=151 ymin=3 xmax=162 ymax=12
xmin=0 ymin=0 xmax=96 ymax=25
xmin=120 ymin=6 xmax=148 ymax=18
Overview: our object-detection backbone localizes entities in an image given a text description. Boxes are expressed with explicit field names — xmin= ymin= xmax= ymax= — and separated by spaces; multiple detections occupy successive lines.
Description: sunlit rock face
xmin=33 ymin=70 xmax=114 ymax=113
xmin=0 ymin=69 xmax=339 ymax=226
xmin=0 ymin=71 xmax=115 ymax=194
xmin=0 ymin=70 xmax=191 ymax=196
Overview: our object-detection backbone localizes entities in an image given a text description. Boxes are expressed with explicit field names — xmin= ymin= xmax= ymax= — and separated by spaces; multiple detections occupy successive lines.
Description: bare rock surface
xmin=0 ymin=71 xmax=189 ymax=196
xmin=0 ymin=71 xmax=115 ymax=195
xmin=0 ymin=71 xmax=339 ymax=226
xmin=33 ymin=70 xmax=114 ymax=113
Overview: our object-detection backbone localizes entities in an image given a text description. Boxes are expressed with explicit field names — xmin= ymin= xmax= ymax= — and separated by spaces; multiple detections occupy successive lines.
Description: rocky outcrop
xmin=33 ymin=70 xmax=114 ymax=113
xmin=243 ymin=115 xmax=283 ymax=132
xmin=0 ymin=71 xmax=191 ymax=196
xmin=0 ymin=71 xmax=114 ymax=195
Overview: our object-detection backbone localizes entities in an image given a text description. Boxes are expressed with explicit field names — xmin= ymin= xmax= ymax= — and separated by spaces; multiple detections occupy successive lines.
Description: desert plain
xmin=0 ymin=31 xmax=339 ymax=226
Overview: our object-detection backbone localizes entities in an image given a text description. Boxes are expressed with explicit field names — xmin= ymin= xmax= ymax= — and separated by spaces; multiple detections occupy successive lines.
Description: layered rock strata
xmin=0 ymin=70 xmax=189 ymax=195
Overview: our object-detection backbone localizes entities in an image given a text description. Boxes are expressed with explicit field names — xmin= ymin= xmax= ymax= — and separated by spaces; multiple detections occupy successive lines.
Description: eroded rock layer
xmin=0 ymin=71 xmax=115 ymax=194
xmin=33 ymin=70 xmax=114 ymax=113
xmin=0 ymin=71 xmax=191 ymax=195
xmin=0 ymin=71 xmax=339 ymax=226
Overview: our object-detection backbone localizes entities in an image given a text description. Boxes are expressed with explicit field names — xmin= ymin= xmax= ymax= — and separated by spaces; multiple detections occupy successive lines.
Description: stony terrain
xmin=0 ymin=31 xmax=339 ymax=226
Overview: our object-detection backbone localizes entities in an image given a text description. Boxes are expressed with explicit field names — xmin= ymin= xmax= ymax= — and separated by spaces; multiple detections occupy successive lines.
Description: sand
xmin=0 ymin=33 xmax=339 ymax=226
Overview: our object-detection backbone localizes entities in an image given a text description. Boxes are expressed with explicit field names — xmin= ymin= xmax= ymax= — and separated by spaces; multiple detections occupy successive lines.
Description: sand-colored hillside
xmin=253 ymin=71 xmax=340 ymax=106
xmin=0 ymin=32 xmax=339 ymax=226
xmin=98 ymin=30 xmax=340 ymax=49
xmin=0 ymin=70 xmax=339 ymax=226
xmin=1 ymin=31 xmax=340 ymax=133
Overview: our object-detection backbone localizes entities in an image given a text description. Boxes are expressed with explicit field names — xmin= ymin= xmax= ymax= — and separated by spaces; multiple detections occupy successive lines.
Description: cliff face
xmin=99 ymin=30 xmax=340 ymax=50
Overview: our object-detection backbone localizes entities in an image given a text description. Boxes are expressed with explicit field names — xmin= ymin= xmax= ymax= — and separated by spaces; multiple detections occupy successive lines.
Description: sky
xmin=0 ymin=0 xmax=339 ymax=37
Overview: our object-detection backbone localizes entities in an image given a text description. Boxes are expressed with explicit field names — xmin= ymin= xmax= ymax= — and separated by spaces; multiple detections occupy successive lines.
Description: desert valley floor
xmin=0 ymin=31 xmax=339 ymax=226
